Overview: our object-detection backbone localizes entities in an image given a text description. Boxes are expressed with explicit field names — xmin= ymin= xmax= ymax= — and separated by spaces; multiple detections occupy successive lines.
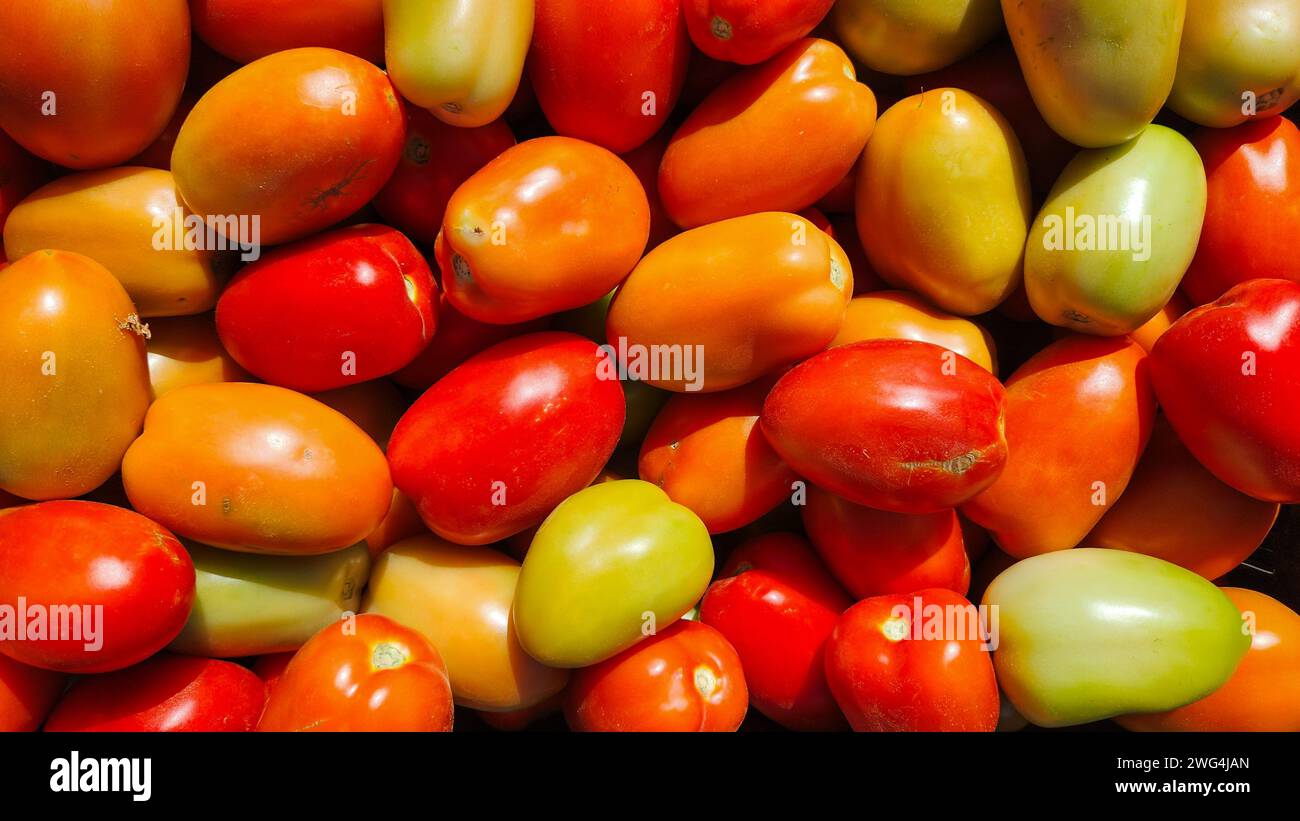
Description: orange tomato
xmin=122 ymin=382 xmax=393 ymax=555
xmin=0 ymin=654 xmax=65 ymax=732
xmin=363 ymin=490 xmax=427 ymax=558
xmin=1129 ymin=292 xmax=1191 ymax=353
xmin=659 ymin=38 xmax=877 ymax=228
xmin=436 ymin=136 xmax=649 ymax=323
xmin=831 ymin=290 xmax=998 ymax=374
xmin=145 ymin=314 xmax=251 ymax=399
xmin=0 ymin=0 xmax=189 ymax=168
xmin=191 ymin=0 xmax=385 ymax=64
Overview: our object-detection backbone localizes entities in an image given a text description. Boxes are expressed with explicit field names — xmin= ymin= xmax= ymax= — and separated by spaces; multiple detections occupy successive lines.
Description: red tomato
xmin=802 ymin=484 xmax=970 ymax=599
xmin=824 ymin=589 xmax=999 ymax=732
xmin=761 ymin=339 xmax=1008 ymax=513
xmin=529 ymin=0 xmax=691 ymax=153
xmin=388 ymin=332 xmax=625 ymax=544
xmin=565 ymin=620 xmax=747 ymax=732
xmin=216 ymin=224 xmax=437 ymax=392
xmin=44 ymin=655 xmax=265 ymax=732
xmin=683 ymin=0 xmax=836 ymax=64
xmin=0 ymin=654 xmax=65 ymax=732
xmin=1181 ymin=118 xmax=1300 ymax=305
xmin=191 ymin=0 xmax=385 ymax=64
xmin=258 ymin=614 xmax=453 ymax=732
xmin=0 ymin=502 xmax=194 ymax=673
xmin=1152 ymin=279 xmax=1300 ymax=502
xmin=719 ymin=532 xmax=851 ymax=606
xmin=0 ymin=131 xmax=48 ymax=230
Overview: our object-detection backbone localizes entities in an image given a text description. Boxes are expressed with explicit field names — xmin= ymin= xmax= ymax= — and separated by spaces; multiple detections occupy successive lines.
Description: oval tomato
xmin=191 ymin=0 xmax=384 ymax=63
xmin=683 ymin=0 xmax=835 ymax=64
xmin=0 ymin=654 xmax=65 ymax=732
xmin=831 ymin=290 xmax=998 ymax=374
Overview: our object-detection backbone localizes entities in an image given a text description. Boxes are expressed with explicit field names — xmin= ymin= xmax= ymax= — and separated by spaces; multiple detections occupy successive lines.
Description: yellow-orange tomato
xmin=4 ymin=168 xmax=229 ymax=317
xmin=1086 ymin=417 xmax=1279 ymax=580
xmin=364 ymin=489 xmax=427 ymax=558
xmin=659 ymin=38 xmax=876 ymax=229
xmin=0 ymin=1 xmax=189 ymax=169
xmin=1129 ymin=291 xmax=1191 ymax=353
xmin=0 ymin=251 xmax=151 ymax=501
xmin=146 ymin=314 xmax=251 ymax=399
xmin=363 ymin=536 xmax=569 ymax=712
xmin=310 ymin=381 xmax=407 ymax=451
xmin=639 ymin=379 xmax=798 ymax=533
xmin=172 ymin=48 xmax=404 ymax=245
xmin=1118 ymin=588 xmax=1300 ymax=732
xmin=122 ymin=382 xmax=393 ymax=555
xmin=606 ymin=212 xmax=853 ymax=392
xmin=831 ymin=290 xmax=998 ymax=375
xmin=437 ymin=136 xmax=649 ymax=323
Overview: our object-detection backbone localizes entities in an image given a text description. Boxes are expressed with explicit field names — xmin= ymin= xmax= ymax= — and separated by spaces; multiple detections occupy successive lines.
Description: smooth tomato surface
xmin=0 ymin=654 xmax=65 ymax=732
xmin=683 ymin=0 xmax=835 ymax=64
xmin=146 ymin=314 xmax=251 ymax=399
xmin=831 ymin=290 xmax=998 ymax=374
xmin=191 ymin=0 xmax=384 ymax=63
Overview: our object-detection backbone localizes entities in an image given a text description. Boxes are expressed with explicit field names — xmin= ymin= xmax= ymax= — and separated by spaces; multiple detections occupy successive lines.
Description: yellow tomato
xmin=146 ymin=314 xmax=250 ymax=399
xmin=831 ymin=291 xmax=998 ymax=374
xmin=833 ymin=0 xmax=1004 ymax=75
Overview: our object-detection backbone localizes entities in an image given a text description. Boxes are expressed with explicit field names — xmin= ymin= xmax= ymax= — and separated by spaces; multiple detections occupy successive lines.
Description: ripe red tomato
xmin=824 ymin=588 xmax=999 ymax=732
xmin=719 ymin=532 xmax=851 ymax=605
xmin=0 ymin=501 xmax=194 ymax=673
xmin=44 ymin=655 xmax=265 ymax=732
xmin=0 ymin=654 xmax=65 ymax=732
xmin=565 ymin=620 xmax=747 ymax=732
xmin=388 ymin=332 xmax=625 ymax=544
xmin=216 ymin=224 xmax=438 ymax=392
xmin=258 ymin=614 xmax=453 ymax=732
xmin=683 ymin=1 xmax=836 ymax=65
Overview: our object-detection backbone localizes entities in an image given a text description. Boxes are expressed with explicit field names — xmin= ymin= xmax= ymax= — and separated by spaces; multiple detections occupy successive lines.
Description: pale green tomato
xmin=1025 ymin=125 xmax=1206 ymax=336
xmin=984 ymin=548 xmax=1250 ymax=728
xmin=514 ymin=480 xmax=714 ymax=668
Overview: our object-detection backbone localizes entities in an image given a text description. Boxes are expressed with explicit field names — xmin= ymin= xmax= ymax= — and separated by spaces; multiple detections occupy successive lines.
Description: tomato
xmin=856 ymin=88 xmax=1031 ymax=316
xmin=984 ymin=549 xmax=1251 ymax=727
xmin=1151 ymin=279 xmax=1300 ymax=502
xmin=762 ymin=340 xmax=1008 ymax=514
xmin=311 ymin=382 xmax=407 ymax=452
xmin=363 ymin=537 xmax=569 ymax=711
xmin=1003 ymin=0 xmax=1184 ymax=148
xmin=802 ymin=484 xmax=970 ymax=598
xmin=45 ymin=655 xmax=265 ymax=732
xmin=258 ymin=613 xmax=453 ymax=732
xmin=1181 ymin=118 xmax=1300 ymax=305
xmin=1087 ymin=417 xmax=1279 ymax=580
xmin=514 ymin=480 xmax=715 ymax=668
xmin=122 ymin=383 xmax=393 ymax=554
xmin=362 ymin=491 xmax=427 ymax=559
xmin=172 ymin=48 xmax=404 ymax=245
xmin=171 ymin=543 xmax=369 ymax=658
xmin=719 ymin=532 xmax=851 ymax=605
xmin=961 ymin=336 xmax=1155 ymax=557
xmin=0 ymin=251 xmax=151 ymax=501
xmin=529 ymin=0 xmax=690 ymax=153
xmin=191 ymin=0 xmax=384 ymax=63
xmin=0 ymin=501 xmax=194 ymax=673
xmin=565 ymin=621 xmax=746 ymax=732
xmin=607 ymin=212 xmax=852 ymax=392
xmin=374 ymin=106 xmax=516 ymax=245
xmin=0 ymin=0 xmax=188 ymax=168
xmin=384 ymin=0 xmax=533 ymax=127
xmin=0 ymin=131 xmax=47 ymax=231
xmin=683 ymin=1 xmax=835 ymax=64
xmin=146 ymin=314 xmax=250 ymax=399
xmin=831 ymin=291 xmax=998 ymax=375
xmin=1128 ymin=292 xmax=1190 ymax=353
xmin=1025 ymin=125 xmax=1207 ymax=335
xmin=389 ymin=333 xmax=623 ymax=545
xmin=0 ymin=654 xmax=65 ymax=732
xmin=618 ymin=133 xmax=679 ymax=251
xmin=1118 ymin=588 xmax=1300 ymax=732
xmin=833 ymin=0 xmax=1003 ymax=75
xmin=824 ymin=589 xmax=999 ymax=732
xmin=660 ymin=39 xmax=875 ymax=229
xmin=437 ymin=137 xmax=649 ymax=324
xmin=253 ymin=653 xmax=295 ymax=697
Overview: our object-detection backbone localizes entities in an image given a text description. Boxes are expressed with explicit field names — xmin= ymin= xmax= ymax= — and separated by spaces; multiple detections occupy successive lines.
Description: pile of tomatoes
xmin=1 ymin=0 xmax=1299 ymax=734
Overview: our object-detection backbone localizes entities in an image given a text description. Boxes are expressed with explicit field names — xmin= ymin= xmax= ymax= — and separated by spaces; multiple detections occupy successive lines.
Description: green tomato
xmin=983 ymin=548 xmax=1250 ymax=728
xmin=1024 ymin=125 xmax=1206 ymax=335
xmin=513 ymin=479 xmax=714 ymax=668
xmin=169 ymin=541 xmax=369 ymax=657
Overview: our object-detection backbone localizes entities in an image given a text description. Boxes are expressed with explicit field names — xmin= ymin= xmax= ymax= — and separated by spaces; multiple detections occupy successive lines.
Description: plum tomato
xmin=683 ymin=1 xmax=836 ymax=65
xmin=0 ymin=654 xmax=66 ymax=732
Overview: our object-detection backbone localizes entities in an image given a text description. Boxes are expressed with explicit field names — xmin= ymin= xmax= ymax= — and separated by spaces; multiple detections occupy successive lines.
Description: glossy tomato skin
xmin=761 ymin=339 xmax=1008 ymax=513
xmin=1151 ymin=279 xmax=1300 ymax=502
xmin=216 ymin=225 xmax=436 ymax=392
xmin=719 ymin=532 xmax=852 ymax=606
xmin=0 ymin=654 xmax=65 ymax=732
xmin=683 ymin=0 xmax=835 ymax=64
xmin=191 ymin=0 xmax=384 ymax=63
xmin=0 ymin=502 xmax=195 ymax=674
xmin=389 ymin=333 xmax=624 ymax=545
xmin=565 ymin=621 xmax=747 ymax=732
xmin=258 ymin=613 xmax=453 ymax=732
xmin=831 ymin=290 xmax=998 ymax=375
xmin=0 ymin=1 xmax=189 ymax=168
xmin=45 ymin=655 xmax=265 ymax=732
xmin=529 ymin=0 xmax=690 ymax=153
xmin=825 ymin=589 xmax=999 ymax=732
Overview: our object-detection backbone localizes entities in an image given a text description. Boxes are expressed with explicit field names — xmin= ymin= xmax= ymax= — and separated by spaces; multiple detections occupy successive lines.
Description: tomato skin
xmin=719 ymin=532 xmax=852 ymax=608
xmin=44 ymin=655 xmax=265 ymax=732
xmin=831 ymin=290 xmax=998 ymax=375
xmin=253 ymin=652 xmax=295 ymax=697
xmin=660 ymin=39 xmax=876 ymax=229
xmin=191 ymin=0 xmax=384 ymax=64
xmin=619 ymin=133 xmax=679 ymax=251
xmin=824 ymin=589 xmax=999 ymax=732
xmin=172 ymin=48 xmax=404 ymax=246
xmin=566 ymin=621 xmax=747 ymax=732
xmin=1129 ymin=292 xmax=1190 ymax=353
xmin=258 ymin=613 xmax=453 ymax=732
xmin=683 ymin=0 xmax=835 ymax=64
xmin=0 ymin=131 xmax=48 ymax=231
xmin=389 ymin=333 xmax=624 ymax=545
xmin=762 ymin=339 xmax=1008 ymax=514
xmin=146 ymin=314 xmax=251 ymax=399
xmin=1151 ymin=279 xmax=1300 ymax=502
xmin=0 ymin=1 xmax=189 ymax=169
xmin=437 ymin=137 xmax=649 ymax=324
xmin=0 ymin=502 xmax=195 ymax=674
xmin=0 ymin=654 xmax=65 ymax=732
xmin=311 ymin=381 xmax=407 ymax=452
xmin=834 ymin=0 xmax=1003 ymax=76
xmin=529 ymin=0 xmax=690 ymax=153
